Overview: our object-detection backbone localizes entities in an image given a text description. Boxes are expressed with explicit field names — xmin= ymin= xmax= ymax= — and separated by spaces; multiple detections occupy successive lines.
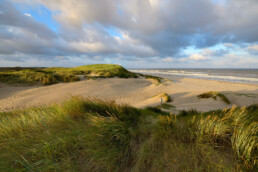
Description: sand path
xmin=0 ymin=76 xmax=257 ymax=112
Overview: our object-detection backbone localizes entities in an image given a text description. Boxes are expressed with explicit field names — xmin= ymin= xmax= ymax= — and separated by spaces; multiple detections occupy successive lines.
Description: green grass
xmin=0 ymin=98 xmax=257 ymax=171
xmin=0 ymin=64 xmax=138 ymax=85
xmin=136 ymin=73 xmax=163 ymax=84
xmin=157 ymin=93 xmax=172 ymax=103
xmin=198 ymin=91 xmax=231 ymax=104
xmin=73 ymin=64 xmax=122 ymax=71
xmin=156 ymin=103 xmax=175 ymax=110
xmin=144 ymin=75 xmax=162 ymax=84
xmin=0 ymin=69 xmax=80 ymax=85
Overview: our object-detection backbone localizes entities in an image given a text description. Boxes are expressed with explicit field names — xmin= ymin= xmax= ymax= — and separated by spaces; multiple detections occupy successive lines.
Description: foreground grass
xmin=198 ymin=91 xmax=231 ymax=104
xmin=0 ymin=97 xmax=257 ymax=171
xmin=156 ymin=103 xmax=175 ymax=110
xmin=0 ymin=64 xmax=137 ymax=85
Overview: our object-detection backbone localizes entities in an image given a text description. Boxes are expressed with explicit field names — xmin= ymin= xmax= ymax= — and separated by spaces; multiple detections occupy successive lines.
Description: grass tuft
xmin=144 ymin=75 xmax=162 ymax=84
xmin=158 ymin=93 xmax=172 ymax=103
xmin=198 ymin=91 xmax=231 ymax=104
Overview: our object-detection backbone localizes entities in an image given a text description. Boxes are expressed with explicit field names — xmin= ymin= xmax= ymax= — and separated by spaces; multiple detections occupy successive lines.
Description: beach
xmin=0 ymin=75 xmax=257 ymax=112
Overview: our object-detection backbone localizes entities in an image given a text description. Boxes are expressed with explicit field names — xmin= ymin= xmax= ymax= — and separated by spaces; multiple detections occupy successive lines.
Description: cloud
xmin=188 ymin=54 xmax=209 ymax=61
xmin=162 ymin=57 xmax=174 ymax=62
xmin=246 ymin=44 xmax=258 ymax=55
xmin=0 ymin=1 xmax=56 ymax=39
xmin=0 ymin=0 xmax=257 ymax=67
xmin=14 ymin=0 xmax=258 ymax=47
xmin=24 ymin=13 xmax=31 ymax=17
xmin=201 ymin=48 xmax=229 ymax=56
xmin=178 ymin=54 xmax=209 ymax=63
xmin=248 ymin=45 xmax=258 ymax=51
xmin=0 ymin=0 xmax=156 ymax=58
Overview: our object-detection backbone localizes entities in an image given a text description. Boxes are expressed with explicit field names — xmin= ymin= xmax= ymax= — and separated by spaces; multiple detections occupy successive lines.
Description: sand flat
xmin=0 ymin=76 xmax=257 ymax=112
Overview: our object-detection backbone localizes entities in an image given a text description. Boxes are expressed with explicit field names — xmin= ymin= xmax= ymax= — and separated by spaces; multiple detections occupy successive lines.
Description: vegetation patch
xmin=0 ymin=98 xmax=257 ymax=171
xmin=198 ymin=91 xmax=231 ymax=104
xmin=157 ymin=93 xmax=172 ymax=103
xmin=156 ymin=103 xmax=175 ymax=110
xmin=70 ymin=64 xmax=138 ymax=78
xmin=144 ymin=75 xmax=162 ymax=84
xmin=0 ymin=64 xmax=137 ymax=85
xmin=228 ymin=93 xmax=258 ymax=98
xmin=136 ymin=73 xmax=163 ymax=84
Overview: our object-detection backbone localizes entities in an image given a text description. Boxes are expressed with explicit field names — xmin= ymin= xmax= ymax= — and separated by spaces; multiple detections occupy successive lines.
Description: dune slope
xmin=0 ymin=77 xmax=257 ymax=112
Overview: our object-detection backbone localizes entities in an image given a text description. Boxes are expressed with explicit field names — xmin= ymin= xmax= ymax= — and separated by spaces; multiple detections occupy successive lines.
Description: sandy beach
xmin=0 ymin=75 xmax=257 ymax=112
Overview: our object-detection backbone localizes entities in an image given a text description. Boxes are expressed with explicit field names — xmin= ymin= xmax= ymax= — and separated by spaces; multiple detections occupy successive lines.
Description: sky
xmin=0 ymin=0 xmax=258 ymax=68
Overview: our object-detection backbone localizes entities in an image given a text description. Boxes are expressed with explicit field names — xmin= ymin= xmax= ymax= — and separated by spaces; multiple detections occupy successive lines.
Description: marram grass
xmin=198 ymin=91 xmax=231 ymax=104
xmin=0 ymin=97 xmax=257 ymax=171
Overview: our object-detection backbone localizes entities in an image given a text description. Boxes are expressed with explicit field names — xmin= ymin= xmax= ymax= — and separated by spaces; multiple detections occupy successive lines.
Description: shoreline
xmin=132 ymin=72 xmax=258 ymax=86
xmin=149 ymin=73 xmax=258 ymax=87
xmin=130 ymin=69 xmax=258 ymax=85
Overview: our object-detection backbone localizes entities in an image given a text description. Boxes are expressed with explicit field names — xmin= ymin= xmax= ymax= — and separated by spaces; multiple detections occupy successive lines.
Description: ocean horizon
xmin=130 ymin=68 xmax=258 ymax=84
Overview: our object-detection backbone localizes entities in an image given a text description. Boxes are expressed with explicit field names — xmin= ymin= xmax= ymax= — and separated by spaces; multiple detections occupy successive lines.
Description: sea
xmin=129 ymin=69 xmax=258 ymax=85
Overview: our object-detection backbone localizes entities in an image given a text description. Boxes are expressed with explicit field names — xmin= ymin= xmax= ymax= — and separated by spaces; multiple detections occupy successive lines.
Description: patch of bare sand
xmin=0 ymin=83 xmax=37 ymax=99
xmin=0 ymin=77 xmax=257 ymax=112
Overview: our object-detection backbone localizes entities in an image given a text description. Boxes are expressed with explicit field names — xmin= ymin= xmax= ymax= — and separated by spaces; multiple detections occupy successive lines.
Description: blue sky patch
xmin=103 ymin=26 xmax=123 ymax=38
xmin=15 ymin=3 xmax=59 ymax=33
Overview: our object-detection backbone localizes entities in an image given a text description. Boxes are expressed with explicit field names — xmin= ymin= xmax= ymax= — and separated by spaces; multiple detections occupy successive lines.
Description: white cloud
xmin=246 ymin=44 xmax=258 ymax=55
xmin=69 ymin=41 xmax=107 ymax=53
xmin=188 ymin=54 xmax=208 ymax=61
xmin=247 ymin=44 xmax=258 ymax=51
xmin=149 ymin=0 xmax=160 ymax=7
xmin=24 ymin=13 xmax=31 ymax=17
xmin=7 ymin=27 xmax=14 ymax=33
xmin=162 ymin=57 xmax=174 ymax=62
xmin=201 ymin=49 xmax=213 ymax=56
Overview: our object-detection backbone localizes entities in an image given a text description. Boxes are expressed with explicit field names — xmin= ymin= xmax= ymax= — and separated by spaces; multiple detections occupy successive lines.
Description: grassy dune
xmin=0 ymin=64 xmax=137 ymax=85
xmin=137 ymin=73 xmax=163 ymax=84
xmin=0 ymin=97 xmax=257 ymax=171
xmin=198 ymin=91 xmax=231 ymax=104
xmin=159 ymin=93 xmax=172 ymax=103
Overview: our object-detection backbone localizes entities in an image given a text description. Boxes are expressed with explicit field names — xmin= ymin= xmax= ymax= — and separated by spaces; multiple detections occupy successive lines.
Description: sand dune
xmin=0 ymin=76 xmax=257 ymax=112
